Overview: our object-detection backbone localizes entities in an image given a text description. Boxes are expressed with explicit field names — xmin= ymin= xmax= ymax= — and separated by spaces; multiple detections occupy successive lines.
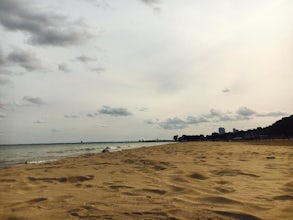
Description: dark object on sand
xmin=102 ymin=147 xmax=110 ymax=153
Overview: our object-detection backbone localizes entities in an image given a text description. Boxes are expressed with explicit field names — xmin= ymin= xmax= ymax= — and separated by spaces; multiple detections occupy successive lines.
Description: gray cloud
xmin=76 ymin=55 xmax=96 ymax=63
xmin=97 ymin=105 xmax=132 ymax=117
xmin=86 ymin=113 xmax=95 ymax=118
xmin=0 ymin=49 xmax=5 ymax=65
xmin=83 ymin=0 xmax=110 ymax=8
xmin=145 ymin=119 xmax=155 ymax=125
xmin=33 ymin=120 xmax=46 ymax=124
xmin=205 ymin=109 xmax=222 ymax=119
xmin=64 ymin=114 xmax=80 ymax=118
xmin=222 ymin=88 xmax=230 ymax=93
xmin=6 ymin=49 xmax=42 ymax=71
xmin=138 ymin=107 xmax=149 ymax=112
xmin=236 ymin=107 xmax=256 ymax=117
xmin=51 ymin=128 xmax=60 ymax=133
xmin=186 ymin=116 xmax=209 ymax=124
xmin=0 ymin=68 xmax=17 ymax=76
xmin=148 ymin=106 xmax=287 ymax=130
xmin=23 ymin=96 xmax=45 ymax=105
xmin=158 ymin=117 xmax=188 ymax=130
xmin=0 ymin=77 xmax=12 ymax=86
xmin=156 ymin=116 xmax=209 ymax=130
xmin=90 ymin=67 xmax=105 ymax=74
xmin=140 ymin=0 xmax=161 ymax=13
xmin=256 ymin=111 xmax=287 ymax=117
xmin=0 ymin=112 xmax=6 ymax=119
xmin=0 ymin=0 xmax=92 ymax=47
xmin=204 ymin=109 xmax=235 ymax=121
xmin=145 ymin=118 xmax=159 ymax=125
xmin=140 ymin=0 xmax=160 ymax=6
xmin=58 ymin=63 xmax=70 ymax=72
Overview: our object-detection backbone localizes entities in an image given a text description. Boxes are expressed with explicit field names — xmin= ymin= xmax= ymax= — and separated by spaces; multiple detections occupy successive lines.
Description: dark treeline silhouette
xmin=175 ymin=115 xmax=293 ymax=142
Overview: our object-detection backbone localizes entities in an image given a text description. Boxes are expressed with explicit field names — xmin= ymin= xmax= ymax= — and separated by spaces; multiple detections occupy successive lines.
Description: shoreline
xmin=1 ymin=141 xmax=292 ymax=219
xmin=0 ymin=141 xmax=174 ymax=168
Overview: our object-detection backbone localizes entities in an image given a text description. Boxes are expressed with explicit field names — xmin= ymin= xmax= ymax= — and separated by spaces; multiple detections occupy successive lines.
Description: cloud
xmin=140 ymin=0 xmax=161 ymax=7
xmin=138 ymin=107 xmax=149 ymax=112
xmin=0 ymin=49 xmax=5 ymax=65
xmin=90 ymin=67 xmax=105 ymax=74
xmin=0 ymin=112 xmax=6 ymax=119
xmin=204 ymin=109 xmax=234 ymax=121
xmin=158 ymin=117 xmax=188 ymax=130
xmin=0 ymin=77 xmax=12 ymax=86
xmin=6 ymin=48 xmax=42 ymax=71
xmin=76 ymin=55 xmax=96 ymax=63
xmin=51 ymin=128 xmax=60 ymax=133
xmin=86 ymin=113 xmax=95 ymax=118
xmin=64 ymin=114 xmax=80 ymax=118
xmin=33 ymin=120 xmax=46 ymax=124
xmin=222 ymin=88 xmax=230 ymax=93
xmin=23 ymin=96 xmax=45 ymax=105
xmin=186 ymin=116 xmax=209 ymax=124
xmin=236 ymin=107 xmax=256 ymax=117
xmin=145 ymin=119 xmax=156 ymax=125
xmin=140 ymin=0 xmax=161 ymax=13
xmin=256 ymin=111 xmax=287 ymax=117
xmin=97 ymin=105 xmax=132 ymax=117
xmin=0 ymin=0 xmax=92 ymax=47
xmin=83 ymin=0 xmax=110 ymax=8
xmin=148 ymin=106 xmax=287 ymax=130
xmin=58 ymin=63 xmax=70 ymax=72
xmin=153 ymin=116 xmax=209 ymax=130
xmin=205 ymin=109 xmax=223 ymax=119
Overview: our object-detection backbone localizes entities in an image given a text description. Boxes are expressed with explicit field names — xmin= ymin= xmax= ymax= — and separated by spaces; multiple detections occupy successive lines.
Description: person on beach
xmin=102 ymin=147 xmax=110 ymax=153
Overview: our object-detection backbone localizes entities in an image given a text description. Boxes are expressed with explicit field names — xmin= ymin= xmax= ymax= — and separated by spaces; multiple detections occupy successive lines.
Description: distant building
xmin=233 ymin=128 xmax=239 ymax=133
xmin=219 ymin=127 xmax=225 ymax=135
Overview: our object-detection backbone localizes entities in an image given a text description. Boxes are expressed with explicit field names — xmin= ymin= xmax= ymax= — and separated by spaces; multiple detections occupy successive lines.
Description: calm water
xmin=0 ymin=142 xmax=173 ymax=168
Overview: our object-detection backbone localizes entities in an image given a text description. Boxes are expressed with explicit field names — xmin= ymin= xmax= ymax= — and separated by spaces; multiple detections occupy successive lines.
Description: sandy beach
xmin=0 ymin=141 xmax=292 ymax=220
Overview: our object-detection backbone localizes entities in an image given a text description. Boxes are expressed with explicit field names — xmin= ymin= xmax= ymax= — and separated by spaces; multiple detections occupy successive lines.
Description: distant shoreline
xmin=0 ymin=140 xmax=174 ymax=147
xmin=0 ymin=141 xmax=175 ymax=168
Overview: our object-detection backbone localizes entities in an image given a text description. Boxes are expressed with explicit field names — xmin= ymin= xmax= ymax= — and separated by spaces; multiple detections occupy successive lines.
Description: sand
xmin=0 ymin=141 xmax=292 ymax=220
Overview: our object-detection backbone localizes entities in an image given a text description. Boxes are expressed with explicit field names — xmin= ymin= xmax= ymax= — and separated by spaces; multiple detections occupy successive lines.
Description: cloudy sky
xmin=0 ymin=0 xmax=292 ymax=144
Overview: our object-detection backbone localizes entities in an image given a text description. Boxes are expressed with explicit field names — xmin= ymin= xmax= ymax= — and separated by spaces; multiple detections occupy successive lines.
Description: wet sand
xmin=0 ymin=141 xmax=292 ymax=220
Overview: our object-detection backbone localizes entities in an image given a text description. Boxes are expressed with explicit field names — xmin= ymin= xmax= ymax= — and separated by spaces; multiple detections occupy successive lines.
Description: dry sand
xmin=0 ymin=141 xmax=292 ymax=220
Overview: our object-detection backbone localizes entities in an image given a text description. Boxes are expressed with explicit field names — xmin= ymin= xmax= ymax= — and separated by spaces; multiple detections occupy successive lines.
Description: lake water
xmin=0 ymin=142 xmax=173 ymax=167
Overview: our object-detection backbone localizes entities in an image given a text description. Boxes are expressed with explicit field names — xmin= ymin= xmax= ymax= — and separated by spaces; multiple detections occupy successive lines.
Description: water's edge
xmin=0 ymin=142 xmax=174 ymax=168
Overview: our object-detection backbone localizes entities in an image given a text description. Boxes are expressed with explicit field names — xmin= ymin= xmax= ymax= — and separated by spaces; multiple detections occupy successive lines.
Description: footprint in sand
xmin=273 ymin=195 xmax=293 ymax=201
xmin=214 ymin=186 xmax=235 ymax=193
xmin=142 ymin=188 xmax=167 ymax=195
xmin=201 ymin=196 xmax=242 ymax=205
xmin=189 ymin=172 xmax=208 ymax=180
xmin=27 ymin=175 xmax=94 ymax=184
xmin=27 ymin=197 xmax=48 ymax=203
xmin=213 ymin=210 xmax=261 ymax=220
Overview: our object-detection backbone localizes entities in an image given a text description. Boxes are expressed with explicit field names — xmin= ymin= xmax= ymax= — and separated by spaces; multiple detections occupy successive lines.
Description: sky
xmin=0 ymin=0 xmax=292 ymax=144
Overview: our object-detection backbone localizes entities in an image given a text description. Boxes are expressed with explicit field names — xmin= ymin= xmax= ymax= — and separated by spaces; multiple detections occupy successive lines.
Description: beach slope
xmin=0 ymin=141 xmax=292 ymax=219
